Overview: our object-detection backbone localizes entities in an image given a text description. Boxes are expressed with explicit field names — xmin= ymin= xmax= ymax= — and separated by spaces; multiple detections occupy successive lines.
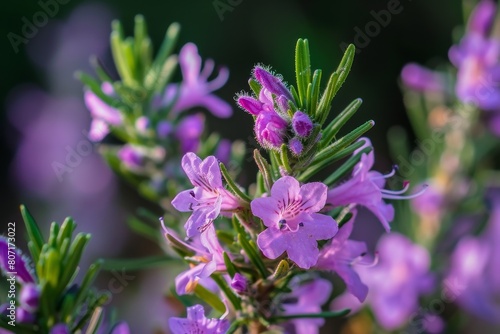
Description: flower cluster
xmin=81 ymin=17 xmax=244 ymax=211
xmin=164 ymin=39 xmax=428 ymax=333
xmin=401 ymin=0 xmax=500 ymax=135
xmin=0 ymin=206 xmax=128 ymax=334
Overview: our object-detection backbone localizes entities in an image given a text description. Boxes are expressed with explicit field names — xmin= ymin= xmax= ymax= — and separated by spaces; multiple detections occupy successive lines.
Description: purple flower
xmin=84 ymin=83 xmax=122 ymax=141
xmin=468 ymin=0 xmax=496 ymax=36
xmin=156 ymin=120 xmax=173 ymax=138
xmin=315 ymin=210 xmax=369 ymax=302
xmin=446 ymin=193 xmax=500 ymax=322
xmin=253 ymin=176 xmax=338 ymax=269
xmin=253 ymin=66 xmax=293 ymax=101
xmin=327 ymin=138 xmax=426 ymax=231
xmin=255 ymin=109 xmax=289 ymax=149
xmin=448 ymin=0 xmax=500 ymax=112
xmin=0 ymin=237 xmax=35 ymax=284
xmin=109 ymin=322 xmax=130 ymax=334
xmin=50 ymin=324 xmax=70 ymax=334
xmin=169 ymin=224 xmax=225 ymax=295
xmin=230 ymin=273 xmax=248 ymax=295
xmin=118 ymin=145 xmax=143 ymax=169
xmin=332 ymin=233 xmax=434 ymax=330
xmin=292 ymin=111 xmax=313 ymax=137
xmin=279 ymin=277 xmax=332 ymax=334
xmin=162 ymin=43 xmax=232 ymax=118
xmin=17 ymin=307 xmax=35 ymax=324
xmin=19 ymin=283 xmax=40 ymax=312
xmin=214 ymin=139 xmax=232 ymax=166
xmin=289 ymin=137 xmax=303 ymax=156
xmin=168 ymin=304 xmax=229 ymax=334
xmin=175 ymin=114 xmax=205 ymax=154
xmin=401 ymin=63 xmax=445 ymax=92
xmin=135 ymin=116 xmax=149 ymax=134
xmin=172 ymin=153 xmax=240 ymax=237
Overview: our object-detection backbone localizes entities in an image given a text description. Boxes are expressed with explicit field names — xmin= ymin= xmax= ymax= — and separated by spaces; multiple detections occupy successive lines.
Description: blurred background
xmin=1 ymin=0 xmax=466 ymax=332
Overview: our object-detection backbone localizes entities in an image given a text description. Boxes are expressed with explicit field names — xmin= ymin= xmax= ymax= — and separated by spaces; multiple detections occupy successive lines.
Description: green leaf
xmin=127 ymin=215 xmax=160 ymax=242
xmin=100 ymin=256 xmax=177 ymax=271
xmin=316 ymin=71 xmax=339 ymax=124
xmin=71 ymin=261 xmax=103 ymax=319
xmin=324 ymin=146 xmax=372 ymax=186
xmin=44 ymin=249 xmax=60 ymax=288
xmin=77 ymin=72 xmax=122 ymax=109
xmin=20 ymin=205 xmax=44 ymax=263
xmin=280 ymin=144 xmax=292 ymax=175
xmin=311 ymin=120 xmax=374 ymax=168
xmin=145 ymin=22 xmax=180 ymax=92
xmin=110 ymin=21 xmax=134 ymax=84
xmin=295 ymin=39 xmax=311 ymax=109
xmin=309 ymin=69 xmax=322 ymax=116
xmin=322 ymin=98 xmax=363 ymax=147
xmin=48 ymin=222 xmax=59 ymax=248
xmin=270 ymin=309 xmax=350 ymax=321
xmin=57 ymin=217 xmax=76 ymax=249
xmin=249 ymin=78 xmax=262 ymax=97
xmin=211 ymin=274 xmax=242 ymax=311
xmin=237 ymin=233 xmax=267 ymax=278
xmin=59 ymin=233 xmax=91 ymax=291
xmin=254 ymin=150 xmax=273 ymax=192
xmin=272 ymin=260 xmax=289 ymax=280
xmin=220 ymin=162 xmax=251 ymax=203
xmin=84 ymin=307 xmax=104 ymax=334
xmin=335 ymin=44 xmax=355 ymax=94
xmin=223 ymin=252 xmax=237 ymax=278
xmin=194 ymin=284 xmax=226 ymax=314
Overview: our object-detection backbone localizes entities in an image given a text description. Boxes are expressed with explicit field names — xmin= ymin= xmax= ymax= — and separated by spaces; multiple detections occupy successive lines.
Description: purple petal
xmin=257 ymin=228 xmax=288 ymax=260
xmin=300 ymin=213 xmax=337 ymax=241
xmin=336 ymin=264 xmax=369 ymax=302
xmin=270 ymin=176 xmax=300 ymax=203
xmin=179 ymin=43 xmax=202 ymax=84
xmin=250 ymin=197 xmax=280 ymax=228
xmin=197 ymin=94 xmax=232 ymax=118
xmin=238 ymin=96 xmax=263 ymax=115
xmin=0 ymin=237 xmax=35 ymax=284
xmin=285 ymin=232 xmax=320 ymax=269
xmin=298 ymin=182 xmax=327 ymax=213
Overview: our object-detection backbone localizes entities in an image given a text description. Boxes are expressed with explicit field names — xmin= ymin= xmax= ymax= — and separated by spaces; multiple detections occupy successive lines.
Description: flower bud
xmin=118 ymin=145 xmax=143 ymax=169
xmin=50 ymin=324 xmax=70 ymax=334
xmin=238 ymin=96 xmax=263 ymax=115
xmin=254 ymin=66 xmax=293 ymax=100
xmin=230 ymin=273 xmax=248 ymax=295
xmin=289 ymin=138 xmax=303 ymax=156
xmin=17 ymin=307 xmax=35 ymax=323
xmin=292 ymin=111 xmax=313 ymax=137
xmin=254 ymin=111 xmax=288 ymax=149
xmin=135 ymin=116 xmax=150 ymax=134
xmin=19 ymin=283 xmax=39 ymax=312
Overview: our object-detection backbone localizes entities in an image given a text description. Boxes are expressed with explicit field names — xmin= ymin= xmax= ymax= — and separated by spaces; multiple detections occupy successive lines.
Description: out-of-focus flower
xmin=162 ymin=43 xmax=232 ymax=118
xmin=19 ymin=283 xmax=40 ymax=312
xmin=171 ymin=153 xmax=241 ymax=237
xmin=401 ymin=63 xmax=445 ymax=92
xmin=175 ymin=113 xmax=205 ymax=154
xmin=315 ymin=211 xmax=369 ymax=302
xmin=118 ymin=145 xmax=144 ymax=169
xmin=84 ymin=83 xmax=122 ymax=142
xmin=50 ymin=324 xmax=70 ymax=334
xmin=253 ymin=176 xmax=337 ymax=269
xmin=292 ymin=111 xmax=313 ymax=138
xmin=446 ymin=193 xmax=500 ymax=322
xmin=279 ymin=277 xmax=332 ymax=334
xmin=170 ymin=224 xmax=225 ymax=295
xmin=230 ymin=273 xmax=248 ymax=295
xmin=449 ymin=0 xmax=500 ymax=113
xmin=168 ymin=304 xmax=229 ymax=334
xmin=332 ymin=233 xmax=434 ymax=330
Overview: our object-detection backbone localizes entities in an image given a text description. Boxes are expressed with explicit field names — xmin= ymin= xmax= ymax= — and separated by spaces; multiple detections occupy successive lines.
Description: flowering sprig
xmin=79 ymin=16 xmax=245 ymax=221
xmin=165 ymin=38 xmax=419 ymax=333
xmin=0 ymin=206 xmax=128 ymax=334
